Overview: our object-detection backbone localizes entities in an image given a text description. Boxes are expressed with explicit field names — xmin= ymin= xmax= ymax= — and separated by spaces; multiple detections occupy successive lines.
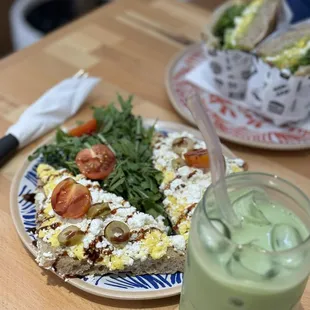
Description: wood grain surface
xmin=0 ymin=0 xmax=309 ymax=309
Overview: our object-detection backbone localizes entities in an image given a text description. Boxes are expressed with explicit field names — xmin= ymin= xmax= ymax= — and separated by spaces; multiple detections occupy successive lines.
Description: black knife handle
xmin=0 ymin=134 xmax=19 ymax=167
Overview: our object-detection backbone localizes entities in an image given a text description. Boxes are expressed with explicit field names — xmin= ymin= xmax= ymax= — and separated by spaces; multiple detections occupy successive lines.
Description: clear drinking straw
xmin=187 ymin=93 xmax=240 ymax=227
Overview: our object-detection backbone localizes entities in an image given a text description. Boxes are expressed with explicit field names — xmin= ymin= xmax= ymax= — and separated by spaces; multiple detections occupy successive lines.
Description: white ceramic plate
xmin=10 ymin=119 xmax=236 ymax=300
xmin=166 ymin=44 xmax=310 ymax=150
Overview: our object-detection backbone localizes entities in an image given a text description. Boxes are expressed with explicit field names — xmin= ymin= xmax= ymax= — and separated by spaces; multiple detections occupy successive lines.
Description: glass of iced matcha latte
xmin=180 ymin=172 xmax=310 ymax=310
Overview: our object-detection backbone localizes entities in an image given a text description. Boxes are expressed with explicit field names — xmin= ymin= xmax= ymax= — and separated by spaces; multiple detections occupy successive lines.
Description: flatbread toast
xmin=35 ymin=165 xmax=186 ymax=277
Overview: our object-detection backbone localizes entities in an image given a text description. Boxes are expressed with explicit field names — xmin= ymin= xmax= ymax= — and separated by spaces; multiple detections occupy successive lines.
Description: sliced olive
xmin=87 ymin=202 xmax=111 ymax=219
xmin=104 ymin=221 xmax=131 ymax=245
xmin=58 ymin=225 xmax=84 ymax=246
xmin=172 ymin=137 xmax=194 ymax=155
xmin=172 ymin=157 xmax=186 ymax=169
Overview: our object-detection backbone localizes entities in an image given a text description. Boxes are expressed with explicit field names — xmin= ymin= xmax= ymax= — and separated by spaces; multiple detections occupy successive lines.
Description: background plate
xmin=166 ymin=44 xmax=310 ymax=150
xmin=10 ymin=119 xmax=236 ymax=300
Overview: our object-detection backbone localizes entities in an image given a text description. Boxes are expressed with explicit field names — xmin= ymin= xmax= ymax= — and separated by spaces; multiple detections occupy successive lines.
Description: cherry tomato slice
xmin=51 ymin=178 xmax=91 ymax=219
xmin=69 ymin=119 xmax=97 ymax=137
xmin=184 ymin=149 xmax=210 ymax=169
xmin=75 ymin=144 xmax=116 ymax=180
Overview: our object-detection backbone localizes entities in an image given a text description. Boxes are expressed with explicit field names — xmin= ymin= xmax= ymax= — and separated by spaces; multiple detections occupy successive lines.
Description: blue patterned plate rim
xmin=10 ymin=119 xmax=236 ymax=300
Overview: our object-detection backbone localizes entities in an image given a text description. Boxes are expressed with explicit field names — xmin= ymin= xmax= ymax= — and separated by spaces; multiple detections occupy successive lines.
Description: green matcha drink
xmin=180 ymin=173 xmax=310 ymax=310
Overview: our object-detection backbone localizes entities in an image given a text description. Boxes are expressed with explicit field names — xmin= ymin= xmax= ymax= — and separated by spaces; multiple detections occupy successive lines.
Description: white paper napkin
xmin=6 ymin=76 xmax=101 ymax=148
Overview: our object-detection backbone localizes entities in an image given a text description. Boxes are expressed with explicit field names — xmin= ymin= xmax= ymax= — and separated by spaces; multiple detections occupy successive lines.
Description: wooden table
xmin=1 ymin=0 xmax=309 ymax=309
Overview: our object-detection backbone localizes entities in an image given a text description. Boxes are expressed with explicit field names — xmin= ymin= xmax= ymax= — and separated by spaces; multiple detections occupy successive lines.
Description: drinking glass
xmin=180 ymin=172 xmax=310 ymax=310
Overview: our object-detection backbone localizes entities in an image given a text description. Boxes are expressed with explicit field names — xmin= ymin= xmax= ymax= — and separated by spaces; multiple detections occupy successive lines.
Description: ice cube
xmin=202 ymin=228 xmax=231 ymax=254
xmin=271 ymin=224 xmax=303 ymax=251
xmin=229 ymin=187 xmax=264 ymax=204
xmin=204 ymin=234 xmax=229 ymax=253
xmin=210 ymin=219 xmax=231 ymax=239
xmin=232 ymin=189 xmax=270 ymax=226
xmin=226 ymin=245 xmax=278 ymax=281
xmin=199 ymin=221 xmax=230 ymax=254
xmin=270 ymin=224 xmax=305 ymax=269
xmin=276 ymin=252 xmax=304 ymax=269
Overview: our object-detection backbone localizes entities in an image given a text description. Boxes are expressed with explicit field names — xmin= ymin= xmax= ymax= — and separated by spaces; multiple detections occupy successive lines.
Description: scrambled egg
xmin=166 ymin=197 xmax=187 ymax=226
xmin=43 ymin=203 xmax=53 ymax=216
xmin=37 ymin=164 xmax=71 ymax=197
xmin=73 ymin=243 xmax=85 ymax=260
xmin=232 ymin=165 xmax=244 ymax=173
xmin=110 ymin=256 xmax=125 ymax=270
xmin=163 ymin=171 xmax=175 ymax=185
xmin=141 ymin=230 xmax=170 ymax=260
xmin=49 ymin=231 xmax=61 ymax=247
xmin=178 ymin=221 xmax=191 ymax=239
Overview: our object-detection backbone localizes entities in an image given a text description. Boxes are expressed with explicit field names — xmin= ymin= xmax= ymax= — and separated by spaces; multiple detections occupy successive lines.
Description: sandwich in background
xmin=246 ymin=20 xmax=310 ymax=125
xmin=209 ymin=0 xmax=282 ymax=51
xmin=257 ymin=23 xmax=310 ymax=76
xmin=199 ymin=0 xmax=291 ymax=102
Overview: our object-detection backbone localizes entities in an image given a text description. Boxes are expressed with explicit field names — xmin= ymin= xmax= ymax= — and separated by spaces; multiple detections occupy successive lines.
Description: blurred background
xmin=1 ymin=0 xmax=307 ymax=58
xmin=0 ymin=0 xmax=224 ymax=58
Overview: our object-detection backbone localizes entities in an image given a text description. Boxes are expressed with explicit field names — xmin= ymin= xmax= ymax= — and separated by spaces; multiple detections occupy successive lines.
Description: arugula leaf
xmin=29 ymin=95 xmax=170 ymax=230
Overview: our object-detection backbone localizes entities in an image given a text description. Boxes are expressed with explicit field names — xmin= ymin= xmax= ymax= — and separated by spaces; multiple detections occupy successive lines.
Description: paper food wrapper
xmin=186 ymin=1 xmax=310 ymax=126
xmin=201 ymin=0 xmax=292 ymax=101
xmin=246 ymin=59 xmax=310 ymax=125
xmin=246 ymin=19 xmax=310 ymax=125
xmin=201 ymin=48 xmax=253 ymax=101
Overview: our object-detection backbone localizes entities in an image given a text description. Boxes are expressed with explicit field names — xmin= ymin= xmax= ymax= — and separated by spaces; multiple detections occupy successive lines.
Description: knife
xmin=0 ymin=134 xmax=19 ymax=166
xmin=0 ymin=71 xmax=100 ymax=167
